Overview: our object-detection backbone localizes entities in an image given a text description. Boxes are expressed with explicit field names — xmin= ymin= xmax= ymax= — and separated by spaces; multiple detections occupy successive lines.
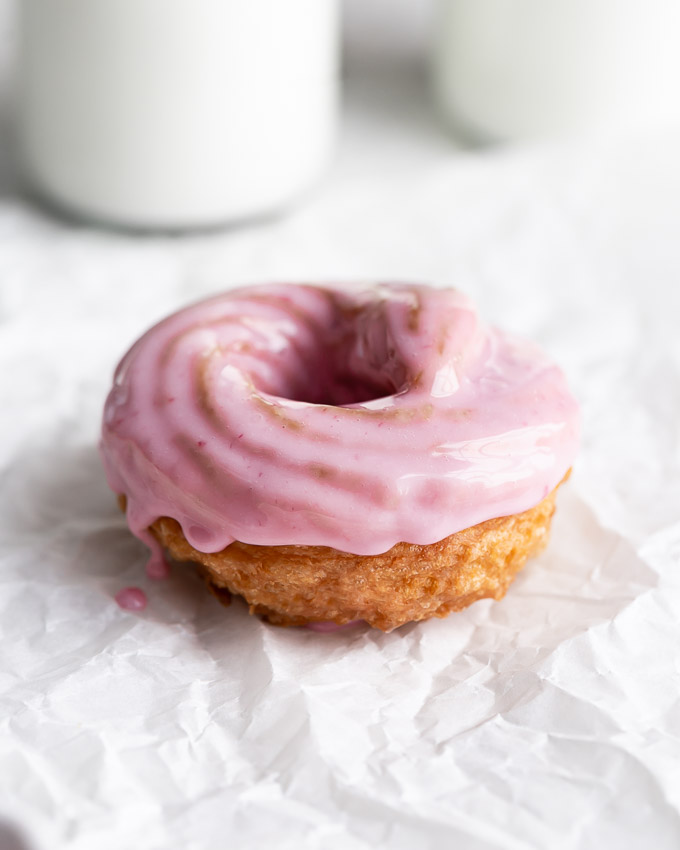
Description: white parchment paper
xmin=2 ymin=12 xmax=680 ymax=848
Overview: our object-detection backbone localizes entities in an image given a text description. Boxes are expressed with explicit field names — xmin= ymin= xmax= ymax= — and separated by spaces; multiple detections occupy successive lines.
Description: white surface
xmin=18 ymin=0 xmax=338 ymax=228
xmin=2 ymin=3 xmax=680 ymax=849
xmin=432 ymin=0 xmax=680 ymax=142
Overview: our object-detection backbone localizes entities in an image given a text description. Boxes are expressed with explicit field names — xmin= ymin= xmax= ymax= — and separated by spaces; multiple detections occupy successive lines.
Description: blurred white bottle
xmin=18 ymin=0 xmax=339 ymax=229
xmin=432 ymin=0 xmax=680 ymax=143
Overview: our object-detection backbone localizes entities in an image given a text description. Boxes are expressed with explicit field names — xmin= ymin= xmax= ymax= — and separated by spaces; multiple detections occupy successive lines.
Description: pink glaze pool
xmin=115 ymin=587 xmax=148 ymax=611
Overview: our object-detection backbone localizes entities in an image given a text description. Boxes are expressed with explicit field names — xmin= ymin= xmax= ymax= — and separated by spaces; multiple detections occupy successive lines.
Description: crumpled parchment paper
xmin=2 ymin=34 xmax=680 ymax=848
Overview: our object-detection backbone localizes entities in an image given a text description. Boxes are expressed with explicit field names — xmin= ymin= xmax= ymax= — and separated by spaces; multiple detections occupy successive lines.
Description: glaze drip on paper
xmin=115 ymin=587 xmax=148 ymax=611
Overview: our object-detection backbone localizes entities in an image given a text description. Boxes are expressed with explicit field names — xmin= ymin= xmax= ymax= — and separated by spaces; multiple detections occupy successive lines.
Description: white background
xmin=2 ymin=1 xmax=680 ymax=849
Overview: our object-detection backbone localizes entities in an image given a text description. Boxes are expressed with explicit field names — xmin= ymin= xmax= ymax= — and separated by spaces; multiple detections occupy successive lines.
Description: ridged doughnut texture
xmin=149 ymin=481 xmax=561 ymax=631
xmin=101 ymin=283 xmax=579 ymax=564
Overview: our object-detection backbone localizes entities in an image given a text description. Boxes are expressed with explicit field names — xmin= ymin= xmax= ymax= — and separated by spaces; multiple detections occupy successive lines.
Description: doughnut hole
xmin=248 ymin=302 xmax=411 ymax=407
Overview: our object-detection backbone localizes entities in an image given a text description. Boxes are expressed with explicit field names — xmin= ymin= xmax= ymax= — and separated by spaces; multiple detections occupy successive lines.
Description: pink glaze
xmin=100 ymin=283 xmax=579 ymax=559
xmin=143 ymin=540 xmax=170 ymax=580
xmin=115 ymin=587 xmax=148 ymax=611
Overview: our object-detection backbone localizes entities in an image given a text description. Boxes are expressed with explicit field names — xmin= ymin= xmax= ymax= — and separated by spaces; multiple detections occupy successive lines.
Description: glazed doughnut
xmin=101 ymin=283 xmax=579 ymax=629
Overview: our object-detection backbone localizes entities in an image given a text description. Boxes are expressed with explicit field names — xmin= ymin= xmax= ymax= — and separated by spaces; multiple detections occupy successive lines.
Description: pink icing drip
xmin=115 ymin=587 xmax=148 ymax=611
xmin=146 ymin=555 xmax=170 ymax=580
xmin=100 ymin=283 xmax=580 ymax=558
xmin=144 ymin=543 xmax=170 ymax=579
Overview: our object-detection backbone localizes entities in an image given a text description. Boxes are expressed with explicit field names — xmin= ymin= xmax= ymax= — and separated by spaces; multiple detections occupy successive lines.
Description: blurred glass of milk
xmin=432 ymin=0 xmax=680 ymax=143
xmin=18 ymin=0 xmax=339 ymax=229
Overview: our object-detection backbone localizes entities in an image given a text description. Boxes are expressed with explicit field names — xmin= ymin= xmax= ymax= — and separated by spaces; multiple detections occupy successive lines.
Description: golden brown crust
xmin=146 ymin=481 xmax=565 ymax=631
